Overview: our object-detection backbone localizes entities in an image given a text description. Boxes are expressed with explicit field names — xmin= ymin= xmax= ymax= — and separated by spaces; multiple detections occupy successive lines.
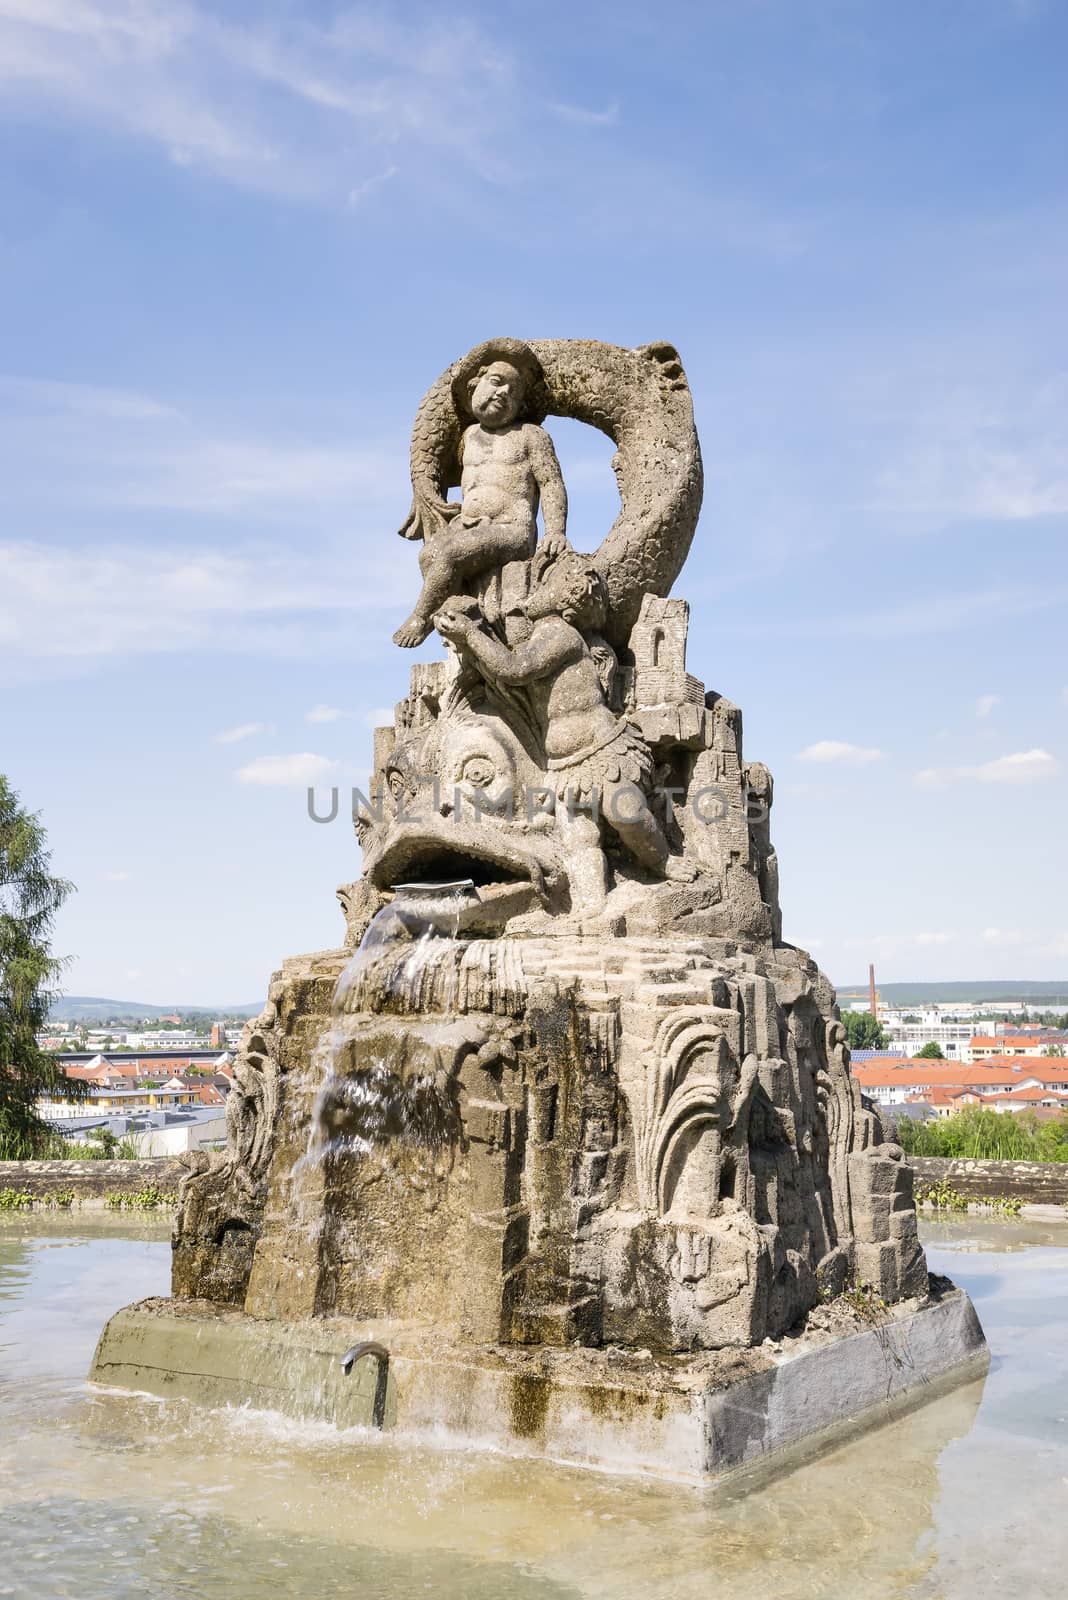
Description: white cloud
xmin=305 ymin=705 xmax=344 ymax=724
xmin=361 ymin=707 xmax=396 ymax=728
xmin=235 ymin=753 xmax=340 ymax=787
xmin=0 ymin=373 xmax=413 ymax=681
xmin=547 ymin=100 xmax=619 ymax=127
xmin=981 ymin=927 xmax=1031 ymax=947
xmin=102 ymin=869 xmax=131 ymax=883
xmin=0 ymin=374 xmax=390 ymax=515
xmin=975 ymin=693 xmax=1001 ymax=718
xmin=916 ymin=748 xmax=1062 ymax=787
xmin=871 ymin=369 xmax=1068 ymax=530
xmin=0 ymin=537 xmax=408 ymax=680
xmin=797 ymin=740 xmax=885 ymax=764
xmin=0 ymin=2 xmax=523 ymax=202
xmin=214 ymin=722 xmax=269 ymax=744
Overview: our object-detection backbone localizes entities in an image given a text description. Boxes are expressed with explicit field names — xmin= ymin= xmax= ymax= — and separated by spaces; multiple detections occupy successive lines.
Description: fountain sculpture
xmin=91 ymin=338 xmax=987 ymax=1478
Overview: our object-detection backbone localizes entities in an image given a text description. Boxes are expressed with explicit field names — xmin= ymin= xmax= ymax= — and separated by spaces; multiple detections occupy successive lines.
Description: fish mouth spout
xmin=366 ymin=819 xmax=564 ymax=909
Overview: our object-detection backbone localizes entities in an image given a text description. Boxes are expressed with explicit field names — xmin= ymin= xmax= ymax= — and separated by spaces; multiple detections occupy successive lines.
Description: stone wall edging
xmin=910 ymin=1155 xmax=1068 ymax=1206
xmin=0 ymin=1158 xmax=185 ymax=1201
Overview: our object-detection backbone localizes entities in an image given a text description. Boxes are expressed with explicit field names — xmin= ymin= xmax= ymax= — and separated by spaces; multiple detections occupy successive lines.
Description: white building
xmin=129 ymin=1110 xmax=227 ymax=1156
xmin=137 ymin=1030 xmax=211 ymax=1050
xmin=880 ymin=1010 xmax=987 ymax=1061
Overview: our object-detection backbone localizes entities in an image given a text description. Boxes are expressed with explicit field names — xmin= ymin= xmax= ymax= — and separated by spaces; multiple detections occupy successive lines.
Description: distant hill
xmin=48 ymin=995 xmax=264 ymax=1022
xmin=837 ymin=979 xmax=1068 ymax=1008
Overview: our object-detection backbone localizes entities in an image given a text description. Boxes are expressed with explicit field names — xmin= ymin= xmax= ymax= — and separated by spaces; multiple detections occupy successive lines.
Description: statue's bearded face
xmin=469 ymin=362 xmax=523 ymax=427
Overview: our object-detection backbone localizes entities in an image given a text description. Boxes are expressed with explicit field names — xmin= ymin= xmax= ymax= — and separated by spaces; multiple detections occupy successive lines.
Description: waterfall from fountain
xmin=306 ymin=882 xmax=477 ymax=1166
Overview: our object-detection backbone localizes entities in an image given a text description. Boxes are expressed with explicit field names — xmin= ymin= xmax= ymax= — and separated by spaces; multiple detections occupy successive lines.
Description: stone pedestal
xmin=91 ymin=1279 xmax=987 ymax=1482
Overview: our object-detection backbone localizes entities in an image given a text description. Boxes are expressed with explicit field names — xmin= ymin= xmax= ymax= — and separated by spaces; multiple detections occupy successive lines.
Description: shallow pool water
xmin=1 ymin=1210 xmax=1066 ymax=1598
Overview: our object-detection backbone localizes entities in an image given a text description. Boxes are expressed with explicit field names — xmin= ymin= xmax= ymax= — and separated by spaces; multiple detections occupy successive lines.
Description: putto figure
xmin=436 ymin=551 xmax=689 ymax=899
xmin=393 ymin=339 xmax=568 ymax=647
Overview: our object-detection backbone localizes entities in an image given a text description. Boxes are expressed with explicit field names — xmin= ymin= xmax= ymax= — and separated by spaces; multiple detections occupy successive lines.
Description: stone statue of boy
xmin=393 ymin=341 xmax=568 ymax=647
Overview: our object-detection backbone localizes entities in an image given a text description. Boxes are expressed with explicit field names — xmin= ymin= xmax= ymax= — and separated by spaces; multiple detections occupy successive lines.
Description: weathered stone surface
xmin=0 ymin=1159 xmax=183 ymax=1200
xmin=169 ymin=933 xmax=929 ymax=1353
xmin=90 ymin=1279 xmax=987 ymax=1481
xmin=142 ymin=337 xmax=983 ymax=1467
xmin=910 ymin=1156 xmax=1068 ymax=1206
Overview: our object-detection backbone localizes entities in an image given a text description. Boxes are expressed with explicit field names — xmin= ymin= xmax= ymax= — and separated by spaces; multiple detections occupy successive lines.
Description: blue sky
xmin=1 ymin=0 xmax=1065 ymax=1003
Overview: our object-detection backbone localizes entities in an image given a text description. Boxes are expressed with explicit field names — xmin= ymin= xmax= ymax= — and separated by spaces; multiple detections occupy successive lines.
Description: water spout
xmin=339 ymin=1340 xmax=391 ymax=1428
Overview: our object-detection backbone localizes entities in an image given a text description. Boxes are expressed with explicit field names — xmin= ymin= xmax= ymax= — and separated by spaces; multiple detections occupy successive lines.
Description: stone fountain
xmin=91 ymin=338 xmax=987 ymax=1480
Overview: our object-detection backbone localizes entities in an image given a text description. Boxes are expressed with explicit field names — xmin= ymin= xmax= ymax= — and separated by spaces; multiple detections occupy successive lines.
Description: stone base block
xmin=89 ymin=1278 xmax=987 ymax=1482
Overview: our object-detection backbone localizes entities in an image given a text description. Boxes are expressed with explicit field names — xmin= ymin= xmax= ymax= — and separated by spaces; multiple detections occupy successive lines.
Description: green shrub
xmin=915 ymin=1179 xmax=1021 ymax=1216
xmin=104 ymin=1187 xmax=177 ymax=1211
xmin=898 ymin=1106 xmax=1068 ymax=1162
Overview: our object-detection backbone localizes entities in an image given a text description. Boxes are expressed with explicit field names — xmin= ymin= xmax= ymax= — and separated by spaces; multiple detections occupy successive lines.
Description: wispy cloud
xmin=0 ymin=539 xmax=408 ymax=680
xmin=547 ymin=100 xmax=619 ymax=127
xmin=871 ymin=370 xmax=1068 ymax=530
xmin=0 ymin=374 xmax=390 ymax=515
xmin=916 ymin=748 xmax=1062 ymax=788
xmin=797 ymin=740 xmax=885 ymax=764
xmin=305 ymin=705 xmax=344 ymax=724
xmin=981 ymin=927 xmax=1031 ymax=947
xmin=213 ymin=722 xmax=270 ymax=745
xmin=362 ymin=707 xmax=396 ymax=729
xmin=975 ymin=693 xmax=1001 ymax=718
xmin=0 ymin=2 xmax=522 ymax=201
xmin=235 ymin=752 xmax=340 ymax=787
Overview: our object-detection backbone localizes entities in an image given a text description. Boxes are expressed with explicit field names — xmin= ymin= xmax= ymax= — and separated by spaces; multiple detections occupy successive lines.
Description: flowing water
xmin=306 ymin=885 xmax=475 ymax=1167
xmin=2 ymin=1210 xmax=1067 ymax=1598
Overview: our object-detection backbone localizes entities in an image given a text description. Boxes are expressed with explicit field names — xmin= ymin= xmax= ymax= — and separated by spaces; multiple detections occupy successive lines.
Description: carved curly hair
xmin=539 ymin=550 xmax=608 ymax=630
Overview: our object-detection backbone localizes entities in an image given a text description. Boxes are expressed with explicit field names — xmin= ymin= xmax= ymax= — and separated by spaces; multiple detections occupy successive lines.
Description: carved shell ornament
xmin=399 ymin=337 xmax=704 ymax=648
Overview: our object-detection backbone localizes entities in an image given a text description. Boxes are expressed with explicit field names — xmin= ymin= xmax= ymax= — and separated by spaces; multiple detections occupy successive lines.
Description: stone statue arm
xmin=529 ymin=427 xmax=568 ymax=554
xmin=437 ymin=612 xmax=579 ymax=687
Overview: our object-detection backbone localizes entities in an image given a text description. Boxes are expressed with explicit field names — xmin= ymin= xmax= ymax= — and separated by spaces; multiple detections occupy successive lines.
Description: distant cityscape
xmin=32 ymin=981 xmax=1068 ymax=1159
xmin=838 ymin=969 xmax=1068 ymax=1128
xmin=33 ymin=1007 xmax=257 ymax=1158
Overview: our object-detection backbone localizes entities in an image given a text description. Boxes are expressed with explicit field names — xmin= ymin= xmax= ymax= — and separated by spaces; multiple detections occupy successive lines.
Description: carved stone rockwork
xmin=172 ymin=336 xmax=931 ymax=1352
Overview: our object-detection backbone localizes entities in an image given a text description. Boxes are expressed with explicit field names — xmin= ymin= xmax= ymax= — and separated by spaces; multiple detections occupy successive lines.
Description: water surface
xmin=2 ymin=1211 xmax=1066 ymax=1598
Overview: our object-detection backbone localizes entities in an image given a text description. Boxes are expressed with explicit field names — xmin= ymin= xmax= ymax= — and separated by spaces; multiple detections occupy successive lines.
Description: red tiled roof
xmin=970 ymin=1035 xmax=1066 ymax=1051
xmin=854 ymin=1057 xmax=1068 ymax=1090
xmin=854 ymin=1060 xmax=1036 ymax=1087
xmin=909 ymin=1086 xmax=976 ymax=1105
xmin=977 ymin=1086 xmax=1068 ymax=1105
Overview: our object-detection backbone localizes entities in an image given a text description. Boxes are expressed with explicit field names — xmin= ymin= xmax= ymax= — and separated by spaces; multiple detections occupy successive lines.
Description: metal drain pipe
xmin=339 ymin=1340 xmax=390 ymax=1429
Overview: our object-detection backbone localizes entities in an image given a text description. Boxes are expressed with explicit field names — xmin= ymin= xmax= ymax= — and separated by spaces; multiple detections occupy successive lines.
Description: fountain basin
xmin=90 ymin=1278 xmax=987 ymax=1482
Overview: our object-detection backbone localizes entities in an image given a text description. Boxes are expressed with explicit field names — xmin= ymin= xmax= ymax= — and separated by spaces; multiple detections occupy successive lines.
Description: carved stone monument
xmin=92 ymin=338 xmax=987 ymax=1479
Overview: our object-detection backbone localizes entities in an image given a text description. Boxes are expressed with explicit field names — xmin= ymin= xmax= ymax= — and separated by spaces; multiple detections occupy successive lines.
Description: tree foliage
xmin=0 ymin=777 xmax=81 ymax=1158
xmin=915 ymin=1041 xmax=945 ymax=1059
xmin=841 ymin=1010 xmax=889 ymax=1051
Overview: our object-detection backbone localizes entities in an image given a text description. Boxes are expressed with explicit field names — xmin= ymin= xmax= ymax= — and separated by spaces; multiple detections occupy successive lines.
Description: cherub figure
xmin=393 ymin=341 xmax=568 ymax=647
xmin=436 ymin=552 xmax=692 ymax=892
